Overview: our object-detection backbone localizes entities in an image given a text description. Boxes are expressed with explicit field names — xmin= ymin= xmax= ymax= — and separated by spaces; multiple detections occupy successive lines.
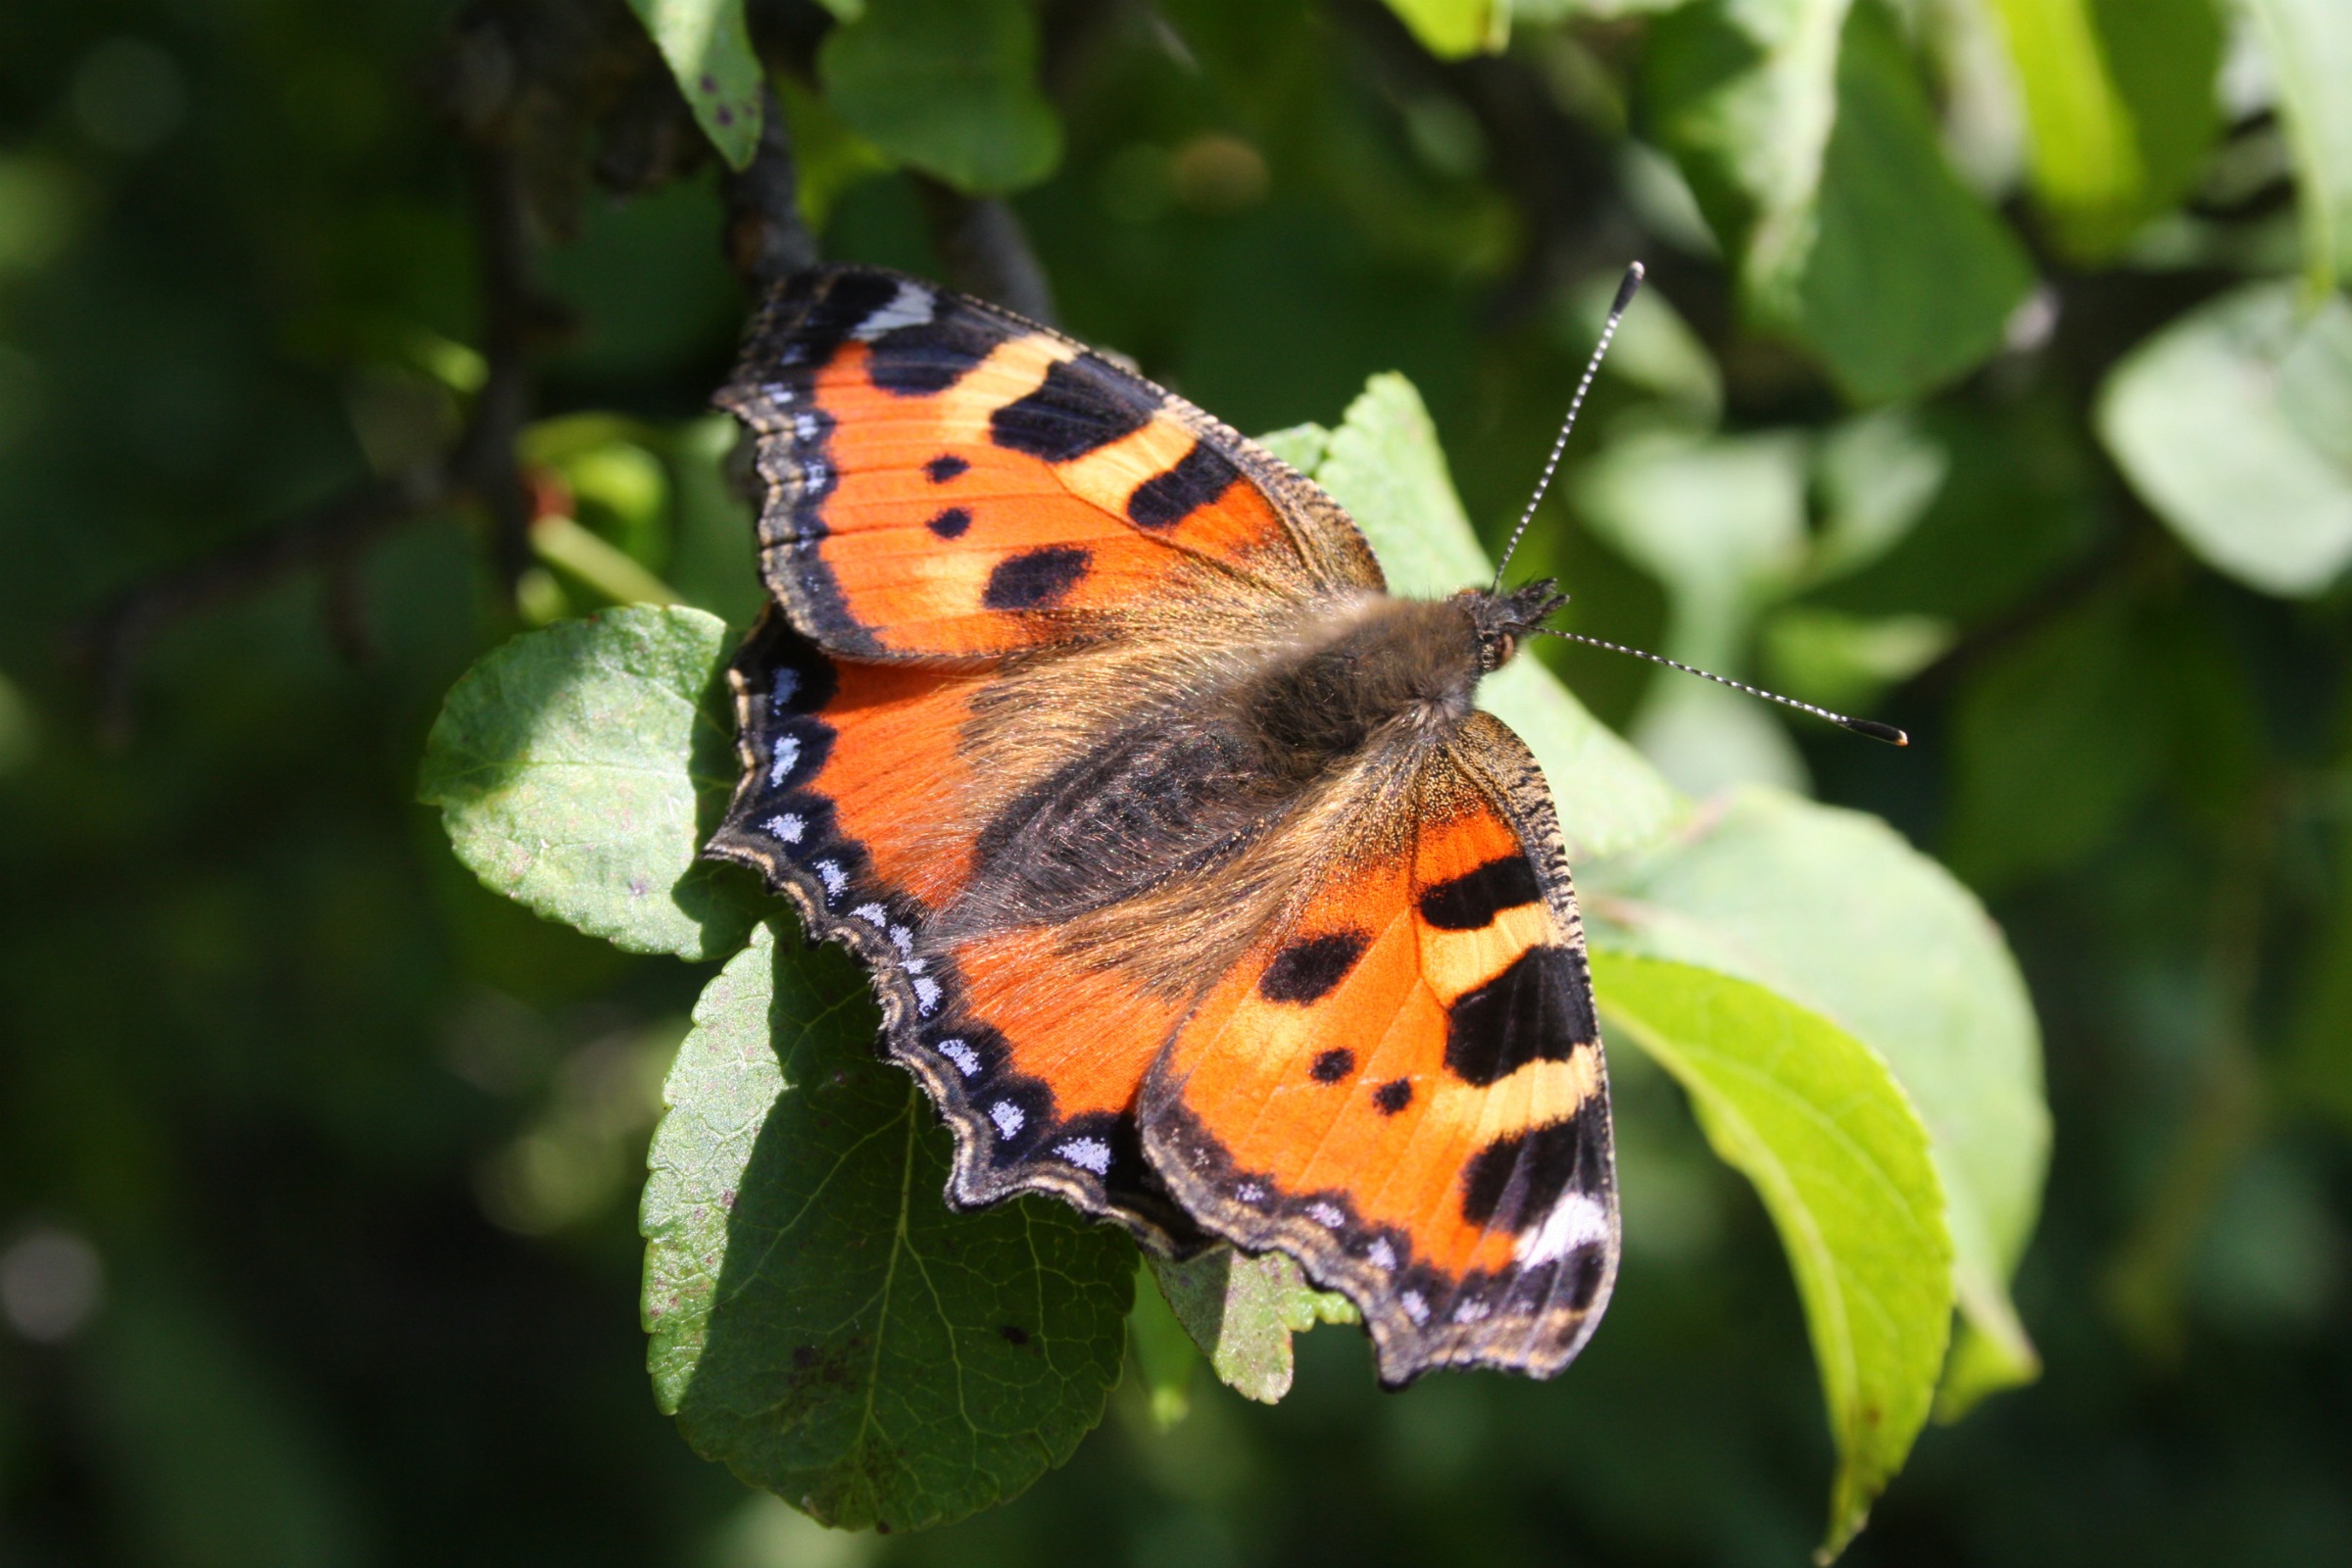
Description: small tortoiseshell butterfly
xmin=706 ymin=265 xmax=1621 ymax=1386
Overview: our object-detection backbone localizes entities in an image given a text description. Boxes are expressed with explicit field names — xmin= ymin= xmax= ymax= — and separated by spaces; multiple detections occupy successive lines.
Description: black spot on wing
xmin=1564 ymin=1244 xmax=1607 ymax=1309
xmin=982 ymin=547 xmax=1091 ymax=611
xmin=990 ymin=357 xmax=1155 ymax=462
xmin=1309 ymin=1049 xmax=1355 ymax=1084
xmin=1127 ymin=439 xmax=1242 ymax=529
xmin=1372 ymin=1078 xmax=1412 ymax=1115
xmin=927 ymin=507 xmax=971 ymax=539
xmin=865 ymin=311 xmax=1002 ymax=395
xmin=1258 ymin=931 xmax=1370 ymax=1004
xmin=1458 ymin=1100 xmax=1608 ymax=1232
xmin=1444 ymin=946 xmax=1596 ymax=1086
xmin=925 ymin=454 xmax=969 ymax=483
xmin=1419 ymin=855 xmax=1544 ymax=930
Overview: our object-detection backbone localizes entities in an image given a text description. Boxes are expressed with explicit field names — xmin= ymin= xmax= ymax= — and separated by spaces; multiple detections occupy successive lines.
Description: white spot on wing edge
xmin=988 ymin=1101 xmax=1025 ymax=1139
xmin=813 ymin=859 xmax=847 ymax=900
xmin=767 ymin=667 xmax=800 ymax=713
xmin=1400 ymin=1290 xmax=1431 ymax=1326
xmin=850 ymin=280 xmax=936 ymax=340
xmin=1307 ymin=1201 xmax=1346 ymax=1229
xmin=852 ymin=903 xmax=889 ymax=928
xmin=912 ymin=976 xmax=942 ymax=1015
xmin=1514 ymin=1192 xmax=1612 ymax=1266
xmin=1054 ymin=1138 xmax=1112 ymax=1175
xmin=937 ymin=1038 xmax=981 ymax=1077
xmin=1366 ymin=1239 xmax=1397 ymax=1271
xmin=762 ymin=812 xmax=805 ymax=844
xmin=1451 ymin=1298 xmax=1491 ymax=1325
xmin=766 ymin=734 xmax=801 ymax=787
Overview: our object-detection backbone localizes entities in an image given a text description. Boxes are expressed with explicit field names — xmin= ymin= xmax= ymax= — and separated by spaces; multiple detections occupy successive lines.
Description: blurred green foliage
xmin=3 ymin=2 xmax=2349 ymax=1566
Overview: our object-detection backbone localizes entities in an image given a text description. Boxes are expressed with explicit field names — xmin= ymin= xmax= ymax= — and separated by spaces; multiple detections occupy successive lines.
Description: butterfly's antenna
xmin=1492 ymin=262 xmax=1645 ymax=593
xmin=1527 ymin=627 xmax=1909 ymax=746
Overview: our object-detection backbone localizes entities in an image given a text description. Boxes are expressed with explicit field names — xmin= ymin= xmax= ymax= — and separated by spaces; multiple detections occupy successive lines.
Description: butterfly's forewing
xmin=717 ymin=266 xmax=1381 ymax=661
xmin=1141 ymin=712 xmax=1620 ymax=1385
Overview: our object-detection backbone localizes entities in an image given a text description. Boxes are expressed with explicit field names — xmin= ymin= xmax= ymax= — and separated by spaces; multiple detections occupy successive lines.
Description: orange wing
xmin=716 ymin=266 xmax=1380 ymax=661
xmin=1140 ymin=713 xmax=1619 ymax=1385
xmin=703 ymin=612 xmax=1203 ymax=1249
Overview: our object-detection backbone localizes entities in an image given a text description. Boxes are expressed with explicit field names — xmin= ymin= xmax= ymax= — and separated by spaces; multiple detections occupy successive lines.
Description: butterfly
xmin=703 ymin=265 xmax=1618 ymax=1386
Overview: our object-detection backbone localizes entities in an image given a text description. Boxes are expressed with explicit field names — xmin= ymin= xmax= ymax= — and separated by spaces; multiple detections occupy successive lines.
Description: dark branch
xmin=454 ymin=141 xmax=542 ymax=589
xmin=79 ymin=465 xmax=456 ymax=744
xmin=721 ymin=85 xmax=819 ymax=290
xmin=913 ymin=175 xmax=1058 ymax=324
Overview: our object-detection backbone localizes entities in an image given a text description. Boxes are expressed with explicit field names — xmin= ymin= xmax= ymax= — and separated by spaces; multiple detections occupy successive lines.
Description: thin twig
xmin=721 ymin=84 xmax=818 ymax=290
xmin=455 ymin=141 xmax=541 ymax=590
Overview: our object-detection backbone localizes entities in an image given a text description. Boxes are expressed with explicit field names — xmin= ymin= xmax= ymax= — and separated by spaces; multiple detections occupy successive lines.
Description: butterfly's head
xmin=1461 ymin=578 xmax=1568 ymax=675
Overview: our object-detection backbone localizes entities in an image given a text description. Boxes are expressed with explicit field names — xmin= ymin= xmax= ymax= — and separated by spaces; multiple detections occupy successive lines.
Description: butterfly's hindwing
xmin=703 ymin=612 xmax=1205 ymax=1250
xmin=1140 ymin=713 xmax=1619 ymax=1385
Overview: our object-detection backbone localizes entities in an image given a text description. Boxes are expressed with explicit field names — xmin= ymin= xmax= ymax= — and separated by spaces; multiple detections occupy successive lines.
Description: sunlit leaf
xmin=1574 ymin=424 xmax=1812 ymax=794
xmin=2097 ymin=279 xmax=2352 ymax=597
xmin=817 ymin=0 xmax=1060 ymax=196
xmin=1590 ymin=952 xmax=1951 ymax=1561
xmin=1761 ymin=608 xmax=1954 ymax=713
xmin=1149 ymin=1247 xmax=1357 ymax=1406
xmin=1290 ymin=372 xmax=1687 ymax=858
xmin=2243 ymin=0 xmax=2352 ymax=289
xmin=1989 ymin=0 xmax=2222 ymax=263
xmin=645 ymin=924 xmax=1135 ymax=1530
xmin=1584 ymin=787 xmax=2047 ymax=1410
xmin=624 ymin=0 xmax=764 ymax=171
xmin=418 ymin=606 xmax=758 ymax=960
xmin=1380 ymin=0 xmax=1510 ymax=59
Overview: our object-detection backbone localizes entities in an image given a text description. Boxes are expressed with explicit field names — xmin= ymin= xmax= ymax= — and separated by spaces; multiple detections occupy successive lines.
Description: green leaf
xmin=817 ymin=0 xmax=1061 ymax=196
xmin=1644 ymin=0 xmax=2033 ymax=402
xmin=1761 ymin=608 xmax=1954 ymax=714
xmin=2243 ymin=0 xmax=2352 ymax=289
xmin=1990 ymin=0 xmax=2223 ymax=263
xmin=1125 ymin=1268 xmax=1200 ymax=1429
xmin=1798 ymin=0 xmax=2036 ymax=402
xmin=644 ymin=924 xmax=1135 ymax=1530
xmin=624 ymin=0 xmax=764 ymax=172
xmin=1589 ymin=952 xmax=1951 ymax=1561
xmin=1147 ymin=1248 xmax=1357 ymax=1406
xmin=1944 ymin=591 xmax=2168 ymax=889
xmin=1380 ymin=0 xmax=1510 ymax=59
xmin=1584 ymin=786 xmax=2047 ymax=1409
xmin=1297 ymin=373 xmax=1687 ymax=858
xmin=2096 ymin=279 xmax=2352 ymax=597
xmin=1574 ymin=424 xmax=1813 ymax=793
xmin=418 ymin=606 xmax=757 ymax=960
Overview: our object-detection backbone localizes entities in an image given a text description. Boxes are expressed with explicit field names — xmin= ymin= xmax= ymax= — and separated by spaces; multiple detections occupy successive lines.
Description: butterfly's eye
xmin=1480 ymin=632 xmax=1517 ymax=673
